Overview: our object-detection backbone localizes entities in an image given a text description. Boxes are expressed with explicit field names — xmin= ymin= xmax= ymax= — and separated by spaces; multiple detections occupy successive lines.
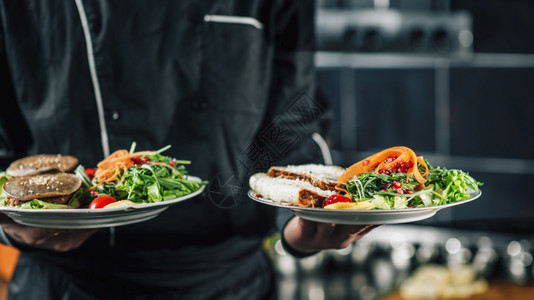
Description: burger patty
xmin=5 ymin=194 xmax=71 ymax=207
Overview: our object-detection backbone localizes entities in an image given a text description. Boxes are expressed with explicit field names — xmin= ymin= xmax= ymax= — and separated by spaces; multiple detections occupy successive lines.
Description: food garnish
xmin=0 ymin=143 xmax=204 ymax=209
xmin=322 ymin=194 xmax=352 ymax=208
xmin=89 ymin=195 xmax=117 ymax=209
xmin=77 ymin=143 xmax=204 ymax=206
xmin=336 ymin=146 xmax=482 ymax=209
xmin=103 ymin=200 xmax=135 ymax=209
xmin=337 ymin=146 xmax=429 ymax=185
xmin=249 ymin=146 xmax=482 ymax=210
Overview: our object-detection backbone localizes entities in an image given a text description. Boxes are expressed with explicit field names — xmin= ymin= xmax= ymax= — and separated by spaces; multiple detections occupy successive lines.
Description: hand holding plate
xmin=0 ymin=213 xmax=98 ymax=252
xmin=282 ymin=215 xmax=377 ymax=255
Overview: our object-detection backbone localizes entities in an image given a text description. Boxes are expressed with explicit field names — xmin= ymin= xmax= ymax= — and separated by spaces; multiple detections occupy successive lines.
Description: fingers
xmin=313 ymin=223 xmax=378 ymax=250
xmin=284 ymin=217 xmax=379 ymax=254
xmin=25 ymin=228 xmax=98 ymax=252
xmin=41 ymin=229 xmax=98 ymax=252
xmin=2 ymin=222 xmax=99 ymax=252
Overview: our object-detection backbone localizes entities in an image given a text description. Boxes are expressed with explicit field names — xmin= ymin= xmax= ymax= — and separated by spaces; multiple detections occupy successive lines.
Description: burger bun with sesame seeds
xmin=6 ymin=154 xmax=79 ymax=177
xmin=2 ymin=173 xmax=83 ymax=208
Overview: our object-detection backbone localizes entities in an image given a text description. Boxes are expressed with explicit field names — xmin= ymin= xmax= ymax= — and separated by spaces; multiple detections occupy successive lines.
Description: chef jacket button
xmin=110 ymin=110 xmax=120 ymax=120
xmin=191 ymin=99 xmax=209 ymax=112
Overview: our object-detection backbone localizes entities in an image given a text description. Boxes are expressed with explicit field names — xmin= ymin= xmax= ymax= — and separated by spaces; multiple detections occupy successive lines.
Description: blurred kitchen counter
xmin=269 ymin=224 xmax=534 ymax=300
xmin=383 ymin=281 xmax=534 ymax=300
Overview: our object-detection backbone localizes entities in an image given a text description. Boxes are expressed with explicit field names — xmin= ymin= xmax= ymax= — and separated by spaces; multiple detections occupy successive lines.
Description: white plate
xmin=0 ymin=177 xmax=205 ymax=229
xmin=248 ymin=189 xmax=481 ymax=225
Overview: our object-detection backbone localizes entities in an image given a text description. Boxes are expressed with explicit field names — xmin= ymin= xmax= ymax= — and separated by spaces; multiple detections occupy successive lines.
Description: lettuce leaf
xmin=20 ymin=199 xmax=72 ymax=209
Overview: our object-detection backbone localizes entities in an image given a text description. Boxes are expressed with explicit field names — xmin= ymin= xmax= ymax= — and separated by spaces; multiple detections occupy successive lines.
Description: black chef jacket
xmin=0 ymin=0 xmax=329 ymax=299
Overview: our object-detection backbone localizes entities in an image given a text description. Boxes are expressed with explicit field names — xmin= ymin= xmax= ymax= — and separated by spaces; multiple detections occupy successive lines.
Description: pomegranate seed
xmin=404 ymin=190 xmax=413 ymax=194
xmin=142 ymin=157 xmax=150 ymax=163
xmin=414 ymin=184 xmax=424 ymax=191
xmin=384 ymin=170 xmax=391 ymax=175
xmin=363 ymin=159 xmax=370 ymax=166
xmin=383 ymin=183 xmax=390 ymax=189
xmin=393 ymin=181 xmax=401 ymax=188
xmin=90 ymin=191 xmax=99 ymax=196
xmin=378 ymin=169 xmax=384 ymax=174
xmin=398 ymin=168 xmax=407 ymax=173
xmin=408 ymin=161 xmax=414 ymax=168
xmin=393 ymin=162 xmax=400 ymax=169
xmin=382 ymin=189 xmax=387 ymax=192
xmin=396 ymin=188 xmax=403 ymax=194
xmin=401 ymin=161 xmax=409 ymax=168
xmin=408 ymin=204 xmax=414 ymax=208
xmin=372 ymin=162 xmax=380 ymax=168
xmin=131 ymin=157 xmax=141 ymax=163
xmin=170 ymin=161 xmax=176 ymax=167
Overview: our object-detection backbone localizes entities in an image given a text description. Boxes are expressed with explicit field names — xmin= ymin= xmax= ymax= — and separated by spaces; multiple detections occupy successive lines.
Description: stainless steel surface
xmin=267 ymin=225 xmax=534 ymax=300
xmin=316 ymin=9 xmax=472 ymax=55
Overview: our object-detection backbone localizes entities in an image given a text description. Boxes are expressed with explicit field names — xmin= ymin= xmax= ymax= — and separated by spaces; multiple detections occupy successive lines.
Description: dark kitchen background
xmin=270 ymin=0 xmax=534 ymax=299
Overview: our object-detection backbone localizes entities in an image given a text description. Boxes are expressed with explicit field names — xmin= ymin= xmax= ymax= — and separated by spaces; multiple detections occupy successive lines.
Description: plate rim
xmin=248 ymin=188 xmax=482 ymax=214
xmin=0 ymin=176 xmax=205 ymax=214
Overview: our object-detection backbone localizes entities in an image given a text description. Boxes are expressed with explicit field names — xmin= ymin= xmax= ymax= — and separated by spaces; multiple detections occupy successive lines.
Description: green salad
xmin=331 ymin=146 xmax=483 ymax=210
xmin=77 ymin=143 xmax=206 ymax=206
xmin=345 ymin=164 xmax=482 ymax=209
xmin=0 ymin=143 xmax=205 ymax=209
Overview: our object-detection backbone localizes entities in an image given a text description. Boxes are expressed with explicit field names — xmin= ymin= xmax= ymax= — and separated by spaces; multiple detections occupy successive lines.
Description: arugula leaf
xmin=345 ymin=164 xmax=482 ymax=209
xmin=94 ymin=150 xmax=204 ymax=204
xmin=75 ymin=165 xmax=94 ymax=189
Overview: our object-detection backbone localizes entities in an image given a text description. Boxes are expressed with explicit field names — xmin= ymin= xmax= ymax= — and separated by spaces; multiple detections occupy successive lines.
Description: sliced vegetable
xmin=89 ymin=195 xmax=117 ymax=209
xmin=324 ymin=201 xmax=374 ymax=210
xmin=322 ymin=194 xmax=352 ymax=208
xmin=104 ymin=200 xmax=135 ymax=208
xmin=89 ymin=145 xmax=188 ymax=191
xmin=85 ymin=168 xmax=96 ymax=180
xmin=88 ymin=144 xmax=204 ymax=205
xmin=337 ymin=146 xmax=429 ymax=184
xmin=343 ymin=159 xmax=482 ymax=209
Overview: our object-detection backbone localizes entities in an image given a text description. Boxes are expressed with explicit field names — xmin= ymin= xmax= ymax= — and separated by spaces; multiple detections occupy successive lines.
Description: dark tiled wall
xmin=450 ymin=67 xmax=534 ymax=160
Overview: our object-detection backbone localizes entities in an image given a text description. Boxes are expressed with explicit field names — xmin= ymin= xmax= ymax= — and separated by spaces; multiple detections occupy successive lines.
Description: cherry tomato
xmin=89 ymin=195 xmax=117 ymax=209
xmin=85 ymin=168 xmax=96 ymax=180
xmin=322 ymin=194 xmax=352 ymax=208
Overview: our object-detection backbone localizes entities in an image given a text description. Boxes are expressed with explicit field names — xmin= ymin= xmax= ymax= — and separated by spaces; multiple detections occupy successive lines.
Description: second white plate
xmin=248 ymin=189 xmax=481 ymax=225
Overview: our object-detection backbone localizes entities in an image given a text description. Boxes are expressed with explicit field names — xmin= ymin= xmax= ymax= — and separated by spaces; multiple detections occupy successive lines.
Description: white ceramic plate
xmin=248 ymin=189 xmax=481 ymax=225
xmin=0 ymin=177 xmax=205 ymax=229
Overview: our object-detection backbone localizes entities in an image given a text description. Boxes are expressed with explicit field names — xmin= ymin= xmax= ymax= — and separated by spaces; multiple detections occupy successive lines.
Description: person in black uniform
xmin=0 ymin=1 xmax=375 ymax=299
